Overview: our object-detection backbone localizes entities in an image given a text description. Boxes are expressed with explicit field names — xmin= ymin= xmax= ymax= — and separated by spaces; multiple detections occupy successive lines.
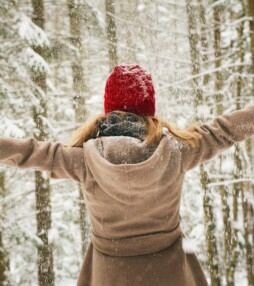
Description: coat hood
xmin=83 ymin=134 xmax=183 ymax=205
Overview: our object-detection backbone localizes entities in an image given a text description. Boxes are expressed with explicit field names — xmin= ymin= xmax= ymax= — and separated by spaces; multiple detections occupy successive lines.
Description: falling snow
xmin=0 ymin=0 xmax=254 ymax=285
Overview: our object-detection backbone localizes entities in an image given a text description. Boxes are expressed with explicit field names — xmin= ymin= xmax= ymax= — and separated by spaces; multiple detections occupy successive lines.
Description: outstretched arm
xmin=0 ymin=137 xmax=86 ymax=182
xmin=181 ymin=104 xmax=254 ymax=172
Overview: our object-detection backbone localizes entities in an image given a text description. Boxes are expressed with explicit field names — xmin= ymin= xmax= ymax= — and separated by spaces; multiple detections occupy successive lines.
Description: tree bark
xmin=67 ymin=0 xmax=89 ymax=257
xmin=213 ymin=2 xmax=238 ymax=284
xmin=247 ymin=1 xmax=254 ymax=274
xmin=119 ymin=0 xmax=137 ymax=64
xmin=186 ymin=1 xmax=221 ymax=284
xmin=0 ymin=172 xmax=9 ymax=286
xmin=249 ymin=0 xmax=254 ymax=78
xmin=105 ymin=0 xmax=118 ymax=71
xmin=200 ymin=164 xmax=221 ymax=286
xmin=31 ymin=1 xmax=55 ymax=285
xmin=236 ymin=15 xmax=254 ymax=285
xmin=199 ymin=0 xmax=210 ymax=86
xmin=213 ymin=2 xmax=223 ymax=115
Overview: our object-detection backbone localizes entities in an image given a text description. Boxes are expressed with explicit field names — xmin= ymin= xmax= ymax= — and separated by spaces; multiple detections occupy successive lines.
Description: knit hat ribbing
xmin=104 ymin=65 xmax=156 ymax=116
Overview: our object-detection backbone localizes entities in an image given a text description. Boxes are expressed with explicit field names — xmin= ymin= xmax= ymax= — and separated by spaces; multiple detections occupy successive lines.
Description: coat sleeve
xmin=0 ymin=137 xmax=86 ymax=182
xmin=181 ymin=104 xmax=254 ymax=172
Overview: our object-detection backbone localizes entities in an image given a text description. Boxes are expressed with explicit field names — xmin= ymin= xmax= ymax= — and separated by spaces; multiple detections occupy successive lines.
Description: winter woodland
xmin=0 ymin=0 xmax=254 ymax=285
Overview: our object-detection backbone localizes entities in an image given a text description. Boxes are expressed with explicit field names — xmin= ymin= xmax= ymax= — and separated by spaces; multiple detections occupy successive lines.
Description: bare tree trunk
xmin=31 ymin=1 xmax=54 ymax=285
xmin=105 ymin=0 xmax=118 ymax=71
xmin=119 ymin=1 xmax=137 ymax=64
xmin=213 ymin=1 xmax=223 ymax=115
xmin=241 ymin=187 xmax=254 ymax=286
xmin=220 ymin=184 xmax=235 ymax=285
xmin=249 ymin=0 xmax=254 ymax=79
xmin=247 ymin=1 xmax=254 ymax=273
xmin=52 ymin=0 xmax=61 ymax=87
xmin=213 ymin=2 xmax=237 ymax=285
xmin=247 ymin=0 xmax=254 ymax=238
xmin=0 ymin=232 xmax=7 ymax=285
xmin=235 ymin=13 xmax=254 ymax=285
xmin=0 ymin=172 xmax=9 ymax=286
xmin=67 ymin=0 xmax=88 ymax=257
xmin=186 ymin=1 xmax=221 ymax=284
xmin=200 ymin=165 xmax=221 ymax=286
xmin=199 ymin=0 xmax=210 ymax=86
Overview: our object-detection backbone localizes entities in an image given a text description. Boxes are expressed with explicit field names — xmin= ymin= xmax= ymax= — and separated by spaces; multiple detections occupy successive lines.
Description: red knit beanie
xmin=104 ymin=65 xmax=155 ymax=116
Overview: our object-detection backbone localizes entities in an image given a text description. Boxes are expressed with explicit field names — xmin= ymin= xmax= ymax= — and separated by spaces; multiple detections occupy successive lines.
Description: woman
xmin=0 ymin=65 xmax=254 ymax=286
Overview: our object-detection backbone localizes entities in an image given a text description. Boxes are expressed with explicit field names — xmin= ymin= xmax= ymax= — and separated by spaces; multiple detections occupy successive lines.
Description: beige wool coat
xmin=0 ymin=104 xmax=254 ymax=286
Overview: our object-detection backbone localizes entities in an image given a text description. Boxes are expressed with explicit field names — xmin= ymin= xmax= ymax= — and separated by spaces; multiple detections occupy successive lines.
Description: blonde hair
xmin=64 ymin=111 xmax=202 ymax=148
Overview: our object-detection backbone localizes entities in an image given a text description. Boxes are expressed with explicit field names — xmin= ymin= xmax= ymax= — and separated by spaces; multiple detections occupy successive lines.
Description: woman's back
xmin=83 ymin=133 xmax=183 ymax=255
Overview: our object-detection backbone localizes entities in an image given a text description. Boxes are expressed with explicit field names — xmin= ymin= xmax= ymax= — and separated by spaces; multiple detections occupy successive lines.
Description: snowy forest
xmin=0 ymin=0 xmax=254 ymax=285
